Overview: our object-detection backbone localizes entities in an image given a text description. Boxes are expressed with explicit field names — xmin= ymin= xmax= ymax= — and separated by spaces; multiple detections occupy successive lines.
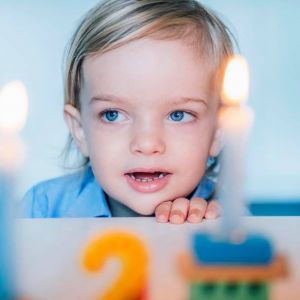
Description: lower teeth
xmin=137 ymin=177 xmax=159 ymax=182
xmin=130 ymin=173 xmax=166 ymax=182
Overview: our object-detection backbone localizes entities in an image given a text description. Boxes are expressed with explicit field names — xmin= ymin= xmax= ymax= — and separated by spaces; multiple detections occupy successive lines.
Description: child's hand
xmin=155 ymin=198 xmax=220 ymax=224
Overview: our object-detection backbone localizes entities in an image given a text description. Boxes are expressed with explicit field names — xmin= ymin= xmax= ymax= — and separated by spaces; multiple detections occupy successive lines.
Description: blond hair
xmin=63 ymin=0 xmax=235 ymax=166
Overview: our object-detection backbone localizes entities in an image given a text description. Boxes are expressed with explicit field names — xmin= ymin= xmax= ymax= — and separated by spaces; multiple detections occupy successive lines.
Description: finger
xmin=187 ymin=197 xmax=207 ymax=223
xmin=169 ymin=198 xmax=189 ymax=224
xmin=155 ymin=201 xmax=172 ymax=223
xmin=205 ymin=199 xmax=221 ymax=219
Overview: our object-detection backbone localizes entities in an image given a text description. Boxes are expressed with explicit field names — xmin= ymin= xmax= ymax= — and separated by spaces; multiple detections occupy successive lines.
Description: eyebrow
xmin=89 ymin=93 xmax=126 ymax=104
xmin=172 ymin=97 xmax=208 ymax=107
xmin=90 ymin=93 xmax=208 ymax=106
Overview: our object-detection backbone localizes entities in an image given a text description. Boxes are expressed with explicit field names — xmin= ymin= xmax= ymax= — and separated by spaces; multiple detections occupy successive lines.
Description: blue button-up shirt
xmin=19 ymin=157 xmax=218 ymax=218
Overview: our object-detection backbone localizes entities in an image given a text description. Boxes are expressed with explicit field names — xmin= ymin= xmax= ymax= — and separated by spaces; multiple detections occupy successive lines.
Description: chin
xmin=130 ymin=204 xmax=155 ymax=216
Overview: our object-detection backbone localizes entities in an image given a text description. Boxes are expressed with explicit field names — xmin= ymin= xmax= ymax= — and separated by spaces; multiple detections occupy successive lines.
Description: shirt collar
xmin=64 ymin=166 xmax=112 ymax=218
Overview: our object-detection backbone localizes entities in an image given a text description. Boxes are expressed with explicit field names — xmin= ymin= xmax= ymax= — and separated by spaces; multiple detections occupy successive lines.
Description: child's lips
xmin=124 ymin=169 xmax=172 ymax=193
xmin=125 ymin=167 xmax=171 ymax=174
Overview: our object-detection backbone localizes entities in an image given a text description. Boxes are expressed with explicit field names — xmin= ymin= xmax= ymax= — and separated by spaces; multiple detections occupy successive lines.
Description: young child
xmin=20 ymin=0 xmax=234 ymax=223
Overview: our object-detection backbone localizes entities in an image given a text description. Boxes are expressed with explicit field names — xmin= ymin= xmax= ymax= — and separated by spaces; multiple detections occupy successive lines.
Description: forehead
xmin=81 ymin=38 xmax=216 ymax=102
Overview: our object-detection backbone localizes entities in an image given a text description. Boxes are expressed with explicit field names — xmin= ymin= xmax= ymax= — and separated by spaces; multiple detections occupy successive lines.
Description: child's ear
xmin=209 ymin=126 xmax=223 ymax=157
xmin=64 ymin=104 xmax=89 ymax=157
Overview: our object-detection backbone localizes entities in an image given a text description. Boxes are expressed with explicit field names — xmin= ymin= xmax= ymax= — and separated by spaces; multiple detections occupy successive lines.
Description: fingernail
xmin=170 ymin=212 xmax=184 ymax=224
xmin=188 ymin=214 xmax=201 ymax=223
xmin=157 ymin=214 xmax=168 ymax=223
xmin=205 ymin=211 xmax=216 ymax=219
xmin=188 ymin=209 xmax=202 ymax=223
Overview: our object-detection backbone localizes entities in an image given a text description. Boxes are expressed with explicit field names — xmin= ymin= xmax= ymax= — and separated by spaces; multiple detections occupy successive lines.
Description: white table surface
xmin=15 ymin=217 xmax=300 ymax=300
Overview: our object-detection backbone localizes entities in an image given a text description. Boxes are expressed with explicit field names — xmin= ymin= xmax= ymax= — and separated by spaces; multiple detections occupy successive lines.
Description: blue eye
xmin=169 ymin=111 xmax=193 ymax=122
xmin=101 ymin=110 xmax=125 ymax=122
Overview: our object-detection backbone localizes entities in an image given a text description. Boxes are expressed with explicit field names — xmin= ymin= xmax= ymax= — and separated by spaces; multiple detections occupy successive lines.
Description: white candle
xmin=218 ymin=55 xmax=254 ymax=238
xmin=0 ymin=80 xmax=28 ymax=298
xmin=0 ymin=80 xmax=28 ymax=173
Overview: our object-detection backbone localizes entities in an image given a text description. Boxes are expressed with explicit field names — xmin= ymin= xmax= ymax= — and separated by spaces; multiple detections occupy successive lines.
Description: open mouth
xmin=124 ymin=170 xmax=171 ymax=193
xmin=127 ymin=171 xmax=169 ymax=182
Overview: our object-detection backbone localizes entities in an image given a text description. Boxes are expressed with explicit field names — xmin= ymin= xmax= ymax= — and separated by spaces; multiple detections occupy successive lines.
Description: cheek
xmin=169 ymin=125 xmax=213 ymax=176
xmin=87 ymin=136 xmax=122 ymax=173
xmin=84 ymin=126 xmax=130 ymax=191
xmin=84 ymin=120 xmax=127 ymax=155
xmin=169 ymin=123 xmax=213 ymax=158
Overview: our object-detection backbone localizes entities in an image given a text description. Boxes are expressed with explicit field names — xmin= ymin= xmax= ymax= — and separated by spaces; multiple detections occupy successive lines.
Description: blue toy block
xmin=193 ymin=233 xmax=273 ymax=265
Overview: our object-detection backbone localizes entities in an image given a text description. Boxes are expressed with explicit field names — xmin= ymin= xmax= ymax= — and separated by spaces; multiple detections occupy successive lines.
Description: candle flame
xmin=0 ymin=80 xmax=29 ymax=133
xmin=221 ymin=55 xmax=250 ymax=105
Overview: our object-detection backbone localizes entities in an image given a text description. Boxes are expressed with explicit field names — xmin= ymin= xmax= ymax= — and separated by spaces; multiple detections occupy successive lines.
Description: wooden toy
xmin=178 ymin=242 xmax=288 ymax=300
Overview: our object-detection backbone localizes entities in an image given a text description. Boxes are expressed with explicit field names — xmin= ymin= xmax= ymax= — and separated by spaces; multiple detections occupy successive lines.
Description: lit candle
xmin=218 ymin=55 xmax=254 ymax=238
xmin=0 ymin=80 xmax=28 ymax=298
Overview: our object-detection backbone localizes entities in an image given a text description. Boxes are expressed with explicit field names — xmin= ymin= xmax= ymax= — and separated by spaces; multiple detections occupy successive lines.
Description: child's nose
xmin=130 ymin=127 xmax=166 ymax=156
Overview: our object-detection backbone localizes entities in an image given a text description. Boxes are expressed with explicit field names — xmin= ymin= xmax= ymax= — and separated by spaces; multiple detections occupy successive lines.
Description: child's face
xmin=66 ymin=38 xmax=221 ymax=215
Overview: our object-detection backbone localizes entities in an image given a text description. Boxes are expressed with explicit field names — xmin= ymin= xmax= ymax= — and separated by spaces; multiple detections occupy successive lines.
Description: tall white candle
xmin=218 ymin=55 xmax=254 ymax=238
xmin=0 ymin=80 xmax=28 ymax=173
xmin=0 ymin=80 xmax=28 ymax=298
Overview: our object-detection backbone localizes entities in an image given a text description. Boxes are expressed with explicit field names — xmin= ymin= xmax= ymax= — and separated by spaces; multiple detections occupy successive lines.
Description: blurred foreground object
xmin=82 ymin=230 xmax=149 ymax=300
xmin=0 ymin=80 xmax=28 ymax=299
xmin=218 ymin=54 xmax=254 ymax=238
xmin=178 ymin=56 xmax=289 ymax=300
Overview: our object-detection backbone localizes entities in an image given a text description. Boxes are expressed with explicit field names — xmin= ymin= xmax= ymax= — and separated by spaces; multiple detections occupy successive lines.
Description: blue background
xmin=0 ymin=0 xmax=299 ymax=203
